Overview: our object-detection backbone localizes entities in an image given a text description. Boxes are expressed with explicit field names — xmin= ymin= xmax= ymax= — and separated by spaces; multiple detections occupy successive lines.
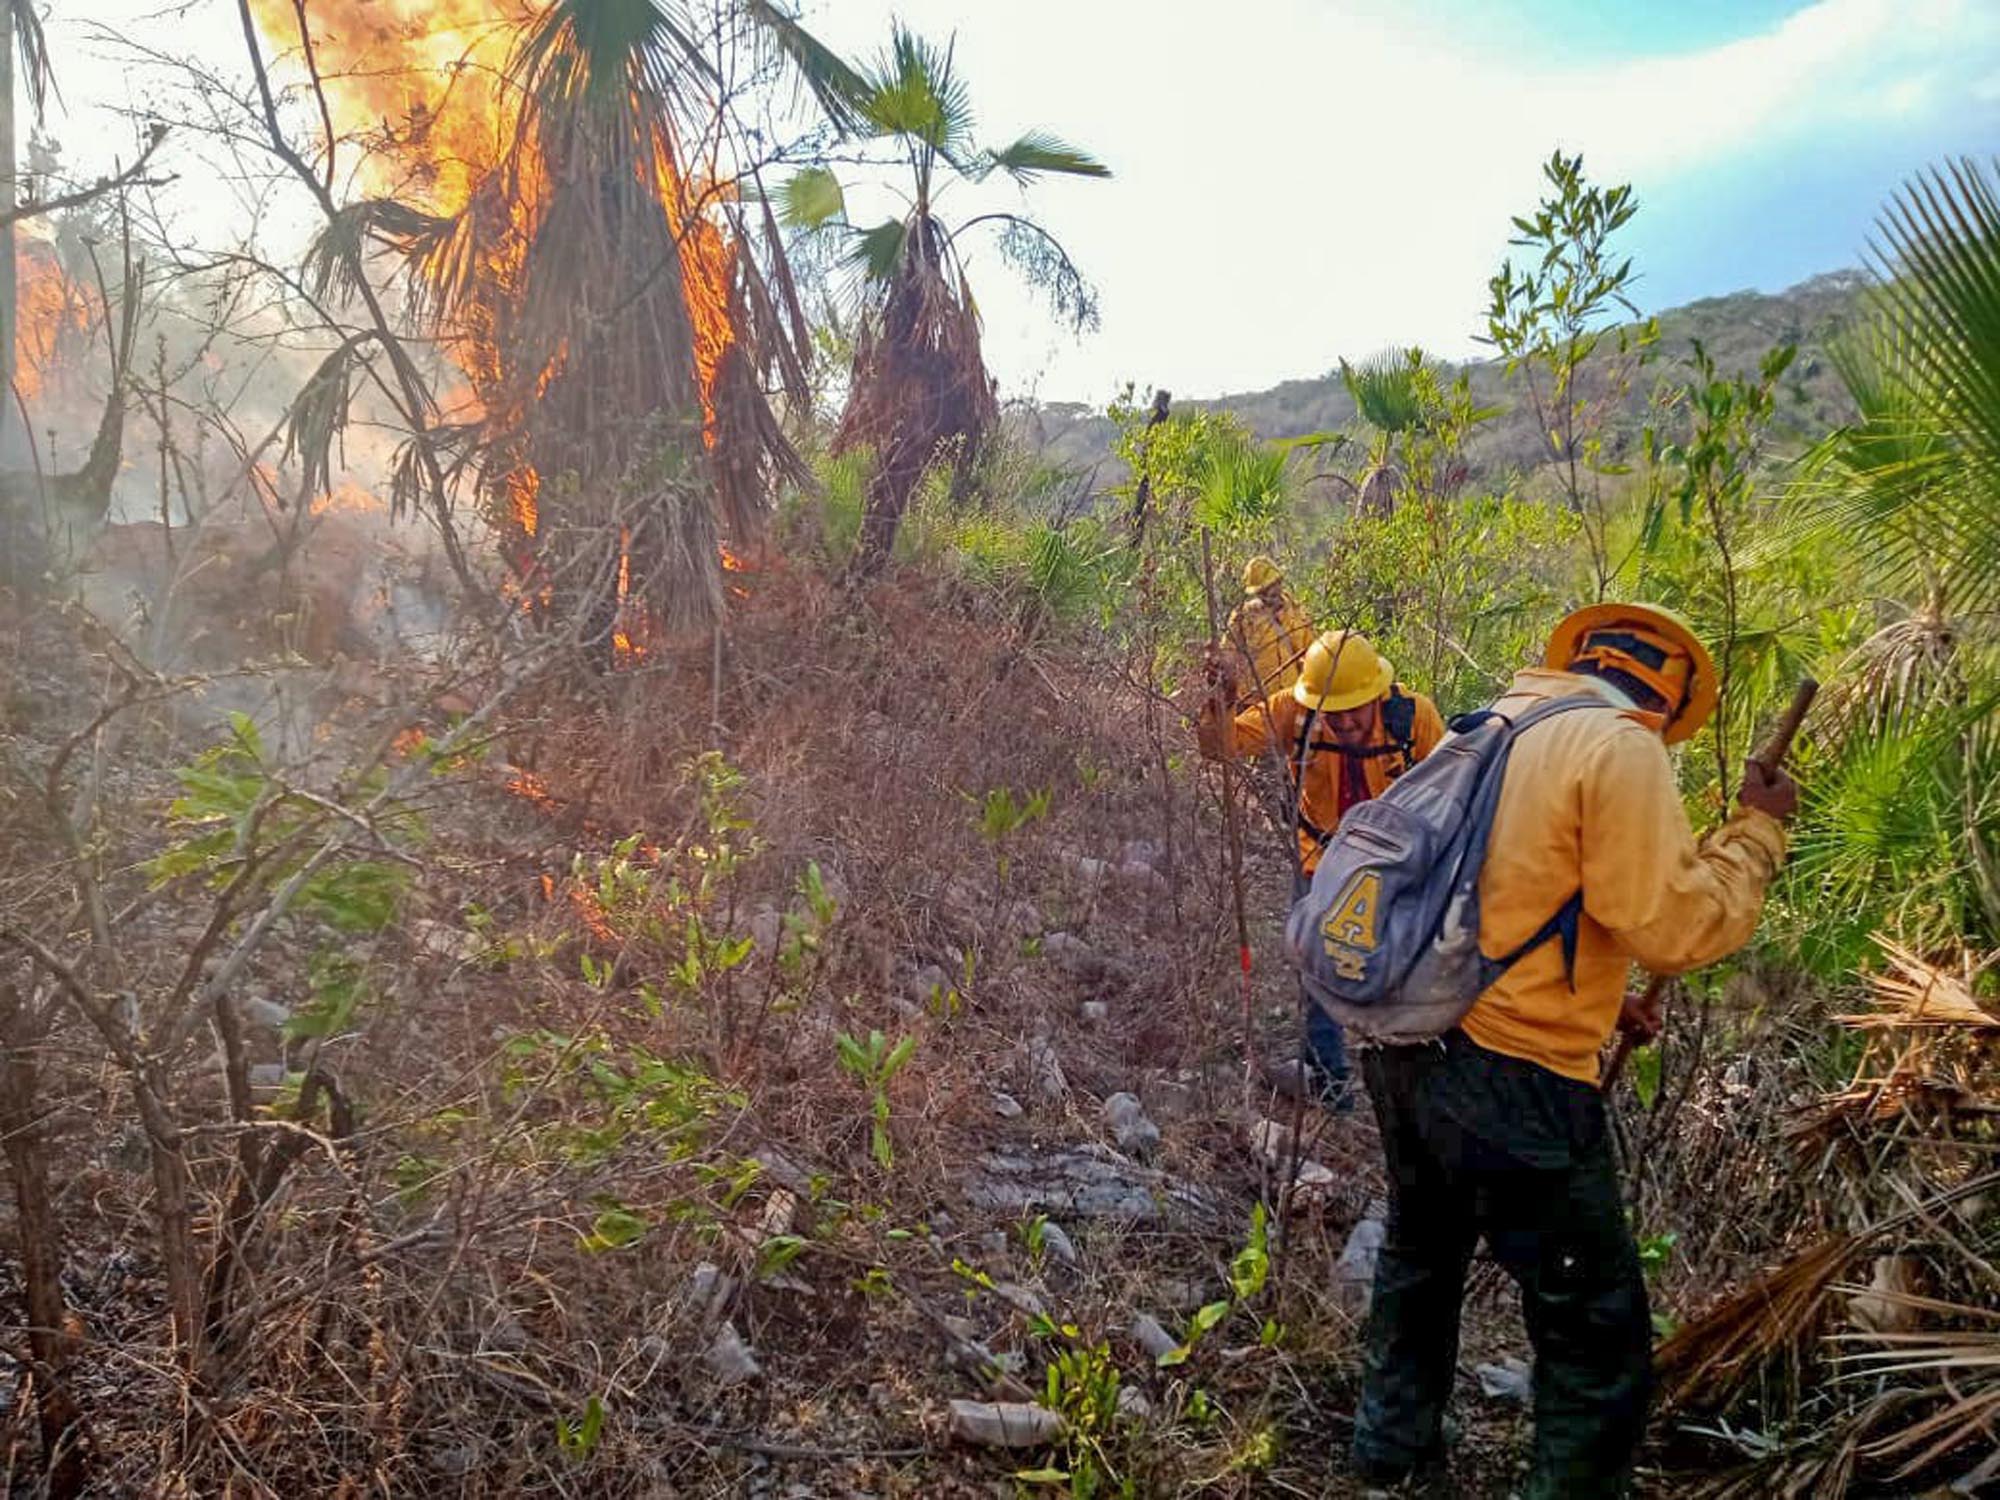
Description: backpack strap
xmin=1493 ymin=890 xmax=1583 ymax=991
xmin=1380 ymin=685 xmax=1417 ymax=759
xmin=1468 ymin=694 xmax=1610 ymax=992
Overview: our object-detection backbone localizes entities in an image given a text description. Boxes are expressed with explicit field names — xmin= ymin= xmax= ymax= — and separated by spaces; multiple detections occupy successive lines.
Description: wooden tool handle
xmin=1751 ymin=677 xmax=1819 ymax=775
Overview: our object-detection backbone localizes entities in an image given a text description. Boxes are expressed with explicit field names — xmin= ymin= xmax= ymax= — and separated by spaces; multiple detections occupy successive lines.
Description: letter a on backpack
xmin=1320 ymin=870 xmax=1383 ymax=979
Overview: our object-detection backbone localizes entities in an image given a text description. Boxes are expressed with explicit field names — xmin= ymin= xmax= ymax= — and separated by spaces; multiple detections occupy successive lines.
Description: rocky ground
xmin=0 ymin=569 xmax=1619 ymax=1497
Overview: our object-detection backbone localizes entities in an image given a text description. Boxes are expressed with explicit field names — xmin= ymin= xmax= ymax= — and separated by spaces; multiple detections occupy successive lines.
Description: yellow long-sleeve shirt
xmin=1463 ymin=669 xmax=1788 ymax=1084
xmin=1225 ymin=594 xmax=1315 ymax=701
xmin=1198 ymin=686 xmax=1448 ymax=873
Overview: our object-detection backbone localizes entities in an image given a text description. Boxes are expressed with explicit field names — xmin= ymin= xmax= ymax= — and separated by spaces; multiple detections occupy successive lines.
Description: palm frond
xmin=851 ymin=217 xmax=909 ymax=283
xmin=778 ymin=165 xmax=847 ymax=230
xmin=863 ymin=25 xmax=973 ymax=153
xmin=303 ymin=196 xmax=458 ymax=306
xmin=280 ymin=340 xmax=360 ymax=504
xmin=10 ymin=0 xmax=54 ymax=121
xmin=516 ymin=0 xmax=713 ymax=120
xmin=989 ymin=216 xmax=1099 ymax=333
xmin=979 ymin=130 xmax=1110 ymax=184
xmin=1856 ymin=156 xmax=2000 ymax=614
xmin=1341 ymin=349 xmax=1432 ymax=435
xmin=1655 ymin=1232 xmax=1864 ymax=1413
xmin=1194 ymin=429 xmax=1289 ymax=533
xmin=739 ymin=0 xmax=871 ymax=134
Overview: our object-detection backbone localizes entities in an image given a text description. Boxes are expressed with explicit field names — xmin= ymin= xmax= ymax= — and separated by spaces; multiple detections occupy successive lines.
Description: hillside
xmin=1013 ymin=270 xmax=1870 ymax=482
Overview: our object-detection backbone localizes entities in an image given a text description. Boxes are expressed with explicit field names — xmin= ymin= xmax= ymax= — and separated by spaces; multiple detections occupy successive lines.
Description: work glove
xmin=1736 ymin=758 xmax=1799 ymax=820
xmin=1617 ymin=984 xmax=1664 ymax=1042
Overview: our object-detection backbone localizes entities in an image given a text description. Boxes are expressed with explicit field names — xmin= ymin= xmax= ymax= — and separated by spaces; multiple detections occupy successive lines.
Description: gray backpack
xmin=1282 ymin=695 xmax=1606 ymax=1043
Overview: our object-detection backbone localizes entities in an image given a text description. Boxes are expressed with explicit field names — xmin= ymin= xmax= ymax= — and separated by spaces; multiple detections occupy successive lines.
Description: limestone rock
xmin=1334 ymin=1217 xmax=1386 ymax=1316
xmin=948 ymin=1400 xmax=1065 ymax=1449
xmin=237 ymin=995 xmax=292 ymax=1032
xmin=1475 ymin=1356 xmax=1532 ymax=1404
xmin=1128 ymin=1313 xmax=1178 ymax=1362
xmin=1037 ymin=1220 xmax=1079 ymax=1267
xmin=1102 ymin=1092 xmax=1161 ymax=1159
xmin=964 ymin=1145 xmax=1219 ymax=1224
xmin=1026 ymin=1034 xmax=1069 ymax=1106
xmin=705 ymin=1321 xmax=761 ymax=1386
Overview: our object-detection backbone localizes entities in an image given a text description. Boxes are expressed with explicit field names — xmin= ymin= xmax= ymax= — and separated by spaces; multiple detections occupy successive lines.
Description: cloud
xmin=924 ymin=0 xmax=2000 ymax=401
xmin=46 ymin=0 xmax=2000 ymax=405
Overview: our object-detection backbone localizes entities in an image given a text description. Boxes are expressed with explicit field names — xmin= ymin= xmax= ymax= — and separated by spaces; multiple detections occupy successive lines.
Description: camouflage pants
xmin=1353 ymin=1032 xmax=1652 ymax=1498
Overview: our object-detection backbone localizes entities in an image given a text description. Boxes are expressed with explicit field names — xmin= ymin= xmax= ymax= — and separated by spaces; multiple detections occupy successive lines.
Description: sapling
xmin=835 ymin=1029 xmax=918 ymax=1170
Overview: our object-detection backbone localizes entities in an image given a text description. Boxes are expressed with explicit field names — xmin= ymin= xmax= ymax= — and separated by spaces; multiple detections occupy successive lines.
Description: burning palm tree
xmin=774 ymin=23 xmax=1108 ymax=574
xmin=284 ymin=0 xmax=815 ymax=651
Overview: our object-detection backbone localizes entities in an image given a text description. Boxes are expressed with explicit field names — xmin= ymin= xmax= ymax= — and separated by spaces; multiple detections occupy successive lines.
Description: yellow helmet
xmin=1242 ymin=555 xmax=1283 ymax=596
xmin=1293 ymin=629 xmax=1395 ymax=712
xmin=1544 ymin=601 xmax=1718 ymax=745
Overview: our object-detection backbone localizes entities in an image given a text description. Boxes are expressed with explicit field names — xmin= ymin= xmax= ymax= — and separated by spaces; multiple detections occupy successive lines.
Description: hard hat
xmin=1544 ymin=601 xmax=1718 ymax=745
xmin=1242 ymin=556 xmax=1283 ymax=595
xmin=1293 ymin=630 xmax=1395 ymax=713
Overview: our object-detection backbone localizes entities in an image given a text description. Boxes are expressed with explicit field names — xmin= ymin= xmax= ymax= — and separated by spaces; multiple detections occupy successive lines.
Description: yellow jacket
xmin=1198 ymin=686 xmax=1447 ymax=872
xmin=1225 ymin=594 xmax=1315 ymax=700
xmin=1463 ymin=669 xmax=1788 ymax=1084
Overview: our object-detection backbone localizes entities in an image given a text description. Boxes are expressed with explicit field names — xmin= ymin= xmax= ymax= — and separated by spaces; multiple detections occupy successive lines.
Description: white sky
xmin=39 ymin=0 xmax=2000 ymax=407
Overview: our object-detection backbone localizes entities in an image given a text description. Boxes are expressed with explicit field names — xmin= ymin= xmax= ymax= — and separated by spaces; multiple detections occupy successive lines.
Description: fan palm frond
xmin=741 ymin=0 xmax=871 ymax=133
xmin=863 ymin=24 xmax=974 ymax=157
xmin=1796 ymin=157 xmax=2000 ymax=616
xmin=8 ymin=0 xmax=54 ymax=120
xmin=777 ymin=165 xmax=846 ymax=230
xmin=1194 ymin=429 xmax=1289 ymax=533
xmin=1342 ymin=349 xmax=1431 ymax=435
xmin=979 ymin=130 xmax=1110 ymax=184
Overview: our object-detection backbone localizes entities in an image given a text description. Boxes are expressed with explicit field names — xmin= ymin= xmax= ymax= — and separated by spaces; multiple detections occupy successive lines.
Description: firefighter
xmin=1350 ymin=603 xmax=1797 ymax=1498
xmin=1198 ymin=628 xmax=1446 ymax=1100
xmin=1225 ymin=556 xmax=1315 ymax=704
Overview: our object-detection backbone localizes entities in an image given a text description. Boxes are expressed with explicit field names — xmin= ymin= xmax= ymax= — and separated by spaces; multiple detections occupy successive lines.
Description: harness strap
xmin=1494 ymin=889 xmax=1584 ymax=991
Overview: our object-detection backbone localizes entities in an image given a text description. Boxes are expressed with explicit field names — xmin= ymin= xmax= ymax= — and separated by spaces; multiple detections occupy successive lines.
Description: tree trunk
xmin=1 ymin=1 xmax=16 ymax=436
xmin=0 ymin=986 xmax=89 ymax=1497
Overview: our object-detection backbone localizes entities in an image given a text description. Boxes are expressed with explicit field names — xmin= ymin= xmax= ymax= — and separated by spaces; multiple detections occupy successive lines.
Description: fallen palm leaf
xmin=1834 ymin=936 xmax=2000 ymax=1030
xmin=1657 ymin=1170 xmax=2000 ymax=1413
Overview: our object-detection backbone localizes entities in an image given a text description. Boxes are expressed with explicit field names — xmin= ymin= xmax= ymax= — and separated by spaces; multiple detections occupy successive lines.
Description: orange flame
xmin=506 ymin=466 xmax=539 ymax=539
xmin=15 ymin=241 xmax=91 ymax=403
xmin=249 ymin=0 xmax=739 ymax=463
xmin=506 ymin=767 xmax=558 ymax=808
xmin=311 ymin=480 xmax=385 ymax=516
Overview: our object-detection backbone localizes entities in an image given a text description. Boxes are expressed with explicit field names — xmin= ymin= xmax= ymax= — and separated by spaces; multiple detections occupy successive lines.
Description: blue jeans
xmin=1303 ymin=999 xmax=1351 ymax=1092
xmin=1293 ymin=868 xmax=1352 ymax=1101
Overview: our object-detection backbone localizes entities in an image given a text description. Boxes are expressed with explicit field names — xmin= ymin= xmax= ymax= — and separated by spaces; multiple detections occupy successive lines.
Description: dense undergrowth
xmin=0 ymin=42 xmax=1994 ymax=1495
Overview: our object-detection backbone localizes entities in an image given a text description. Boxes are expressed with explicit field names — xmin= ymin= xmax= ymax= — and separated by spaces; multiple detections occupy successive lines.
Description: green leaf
xmin=1229 ymin=1203 xmax=1270 ymax=1299
xmin=299 ymin=860 xmax=409 ymax=933
xmin=580 ymin=1204 xmax=649 ymax=1253
xmin=835 ymin=1032 xmax=867 ymax=1076
xmin=1631 ymin=1044 xmax=1662 ymax=1111
xmin=557 ymin=1393 xmax=606 ymax=1459
xmin=779 ymin=165 xmax=846 ymax=229
xmin=742 ymin=0 xmax=872 ymax=131
xmin=1188 ymin=1300 xmax=1231 ymax=1339
xmin=755 ymin=1233 xmax=810 ymax=1279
